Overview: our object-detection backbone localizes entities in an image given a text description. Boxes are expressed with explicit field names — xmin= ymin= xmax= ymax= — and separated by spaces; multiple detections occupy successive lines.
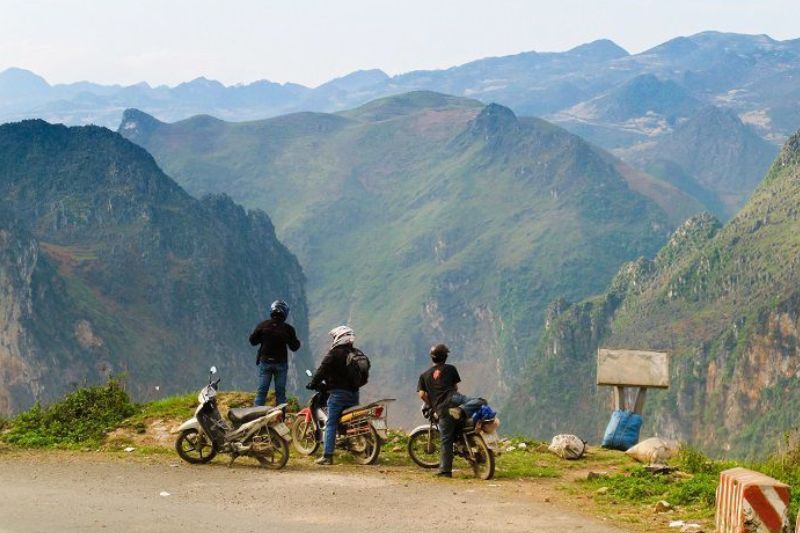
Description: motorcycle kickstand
xmin=228 ymin=453 xmax=238 ymax=468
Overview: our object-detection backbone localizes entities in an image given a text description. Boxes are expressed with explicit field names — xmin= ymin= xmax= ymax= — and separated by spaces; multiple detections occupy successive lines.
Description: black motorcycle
xmin=407 ymin=405 xmax=496 ymax=480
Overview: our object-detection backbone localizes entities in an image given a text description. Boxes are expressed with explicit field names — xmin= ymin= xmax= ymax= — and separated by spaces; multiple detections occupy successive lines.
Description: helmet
xmin=329 ymin=325 xmax=355 ymax=348
xmin=270 ymin=300 xmax=290 ymax=320
xmin=430 ymin=344 xmax=449 ymax=363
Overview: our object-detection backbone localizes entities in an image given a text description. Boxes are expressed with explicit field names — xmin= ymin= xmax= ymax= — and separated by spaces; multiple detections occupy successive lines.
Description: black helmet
xmin=270 ymin=300 xmax=290 ymax=320
xmin=430 ymin=343 xmax=449 ymax=364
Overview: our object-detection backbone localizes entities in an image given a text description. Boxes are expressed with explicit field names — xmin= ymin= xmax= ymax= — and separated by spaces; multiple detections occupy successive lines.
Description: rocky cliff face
xmin=505 ymin=133 xmax=800 ymax=458
xmin=0 ymin=120 xmax=311 ymax=414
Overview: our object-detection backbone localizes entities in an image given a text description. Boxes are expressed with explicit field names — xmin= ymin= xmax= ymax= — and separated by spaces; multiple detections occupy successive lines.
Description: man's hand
xmin=305 ymin=382 xmax=316 ymax=390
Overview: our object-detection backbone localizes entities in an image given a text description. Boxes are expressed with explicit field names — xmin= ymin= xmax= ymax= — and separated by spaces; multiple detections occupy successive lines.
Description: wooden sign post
xmin=597 ymin=349 xmax=669 ymax=414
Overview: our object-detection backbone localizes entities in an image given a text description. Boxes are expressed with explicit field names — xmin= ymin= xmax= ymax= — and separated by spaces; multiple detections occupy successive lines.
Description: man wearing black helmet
xmin=417 ymin=343 xmax=480 ymax=478
xmin=249 ymin=300 xmax=301 ymax=406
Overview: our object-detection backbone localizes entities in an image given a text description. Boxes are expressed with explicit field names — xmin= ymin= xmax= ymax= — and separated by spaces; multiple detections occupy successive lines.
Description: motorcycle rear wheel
xmin=407 ymin=427 xmax=441 ymax=469
xmin=290 ymin=416 xmax=320 ymax=456
xmin=254 ymin=427 xmax=290 ymax=470
xmin=348 ymin=424 xmax=381 ymax=465
xmin=465 ymin=433 xmax=495 ymax=480
xmin=175 ymin=429 xmax=217 ymax=464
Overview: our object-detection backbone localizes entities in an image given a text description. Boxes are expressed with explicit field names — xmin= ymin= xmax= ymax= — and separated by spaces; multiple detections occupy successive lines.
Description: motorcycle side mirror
xmin=209 ymin=366 xmax=217 ymax=375
xmin=305 ymin=369 xmax=313 ymax=377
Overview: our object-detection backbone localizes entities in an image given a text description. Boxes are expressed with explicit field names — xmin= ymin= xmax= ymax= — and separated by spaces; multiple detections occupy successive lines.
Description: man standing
xmin=417 ymin=343 xmax=483 ymax=478
xmin=249 ymin=300 xmax=301 ymax=406
xmin=307 ymin=325 xmax=366 ymax=465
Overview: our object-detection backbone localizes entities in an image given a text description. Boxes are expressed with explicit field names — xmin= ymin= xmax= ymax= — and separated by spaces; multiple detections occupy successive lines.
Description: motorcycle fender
xmin=297 ymin=407 xmax=312 ymax=423
xmin=175 ymin=417 xmax=200 ymax=434
xmin=409 ymin=424 xmax=437 ymax=436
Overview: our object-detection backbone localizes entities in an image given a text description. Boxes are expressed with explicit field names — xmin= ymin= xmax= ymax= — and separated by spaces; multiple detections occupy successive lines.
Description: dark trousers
xmin=438 ymin=393 xmax=486 ymax=474
xmin=255 ymin=361 xmax=288 ymax=406
xmin=324 ymin=389 xmax=359 ymax=456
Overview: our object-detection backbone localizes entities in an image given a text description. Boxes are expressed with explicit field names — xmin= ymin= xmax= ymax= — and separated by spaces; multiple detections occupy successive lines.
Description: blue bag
xmin=601 ymin=409 xmax=642 ymax=451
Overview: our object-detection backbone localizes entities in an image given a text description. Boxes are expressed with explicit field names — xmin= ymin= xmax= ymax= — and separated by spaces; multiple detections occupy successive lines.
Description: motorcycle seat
xmin=228 ymin=406 xmax=273 ymax=424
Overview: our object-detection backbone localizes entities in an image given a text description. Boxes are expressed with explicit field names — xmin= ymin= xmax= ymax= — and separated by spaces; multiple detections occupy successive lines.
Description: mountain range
xmin=118 ymin=91 xmax=705 ymax=421
xmin=3 ymin=31 xmax=795 ymax=220
xmin=504 ymin=131 xmax=800 ymax=458
xmin=0 ymin=120 xmax=311 ymax=414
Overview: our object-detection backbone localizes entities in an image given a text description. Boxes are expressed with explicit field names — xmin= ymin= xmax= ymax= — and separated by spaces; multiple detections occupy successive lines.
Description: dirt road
xmin=0 ymin=453 xmax=627 ymax=532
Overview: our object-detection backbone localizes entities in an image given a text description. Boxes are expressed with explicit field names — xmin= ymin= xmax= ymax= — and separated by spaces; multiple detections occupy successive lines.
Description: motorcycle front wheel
xmin=465 ymin=433 xmax=495 ymax=480
xmin=290 ymin=416 xmax=320 ymax=456
xmin=407 ymin=427 xmax=441 ymax=469
xmin=253 ymin=426 xmax=290 ymax=470
xmin=348 ymin=424 xmax=381 ymax=465
xmin=175 ymin=428 xmax=217 ymax=464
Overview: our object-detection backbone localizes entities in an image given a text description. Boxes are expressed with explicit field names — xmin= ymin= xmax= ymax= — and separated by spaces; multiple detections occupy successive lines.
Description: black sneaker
xmin=435 ymin=471 xmax=452 ymax=478
xmin=315 ymin=456 xmax=333 ymax=465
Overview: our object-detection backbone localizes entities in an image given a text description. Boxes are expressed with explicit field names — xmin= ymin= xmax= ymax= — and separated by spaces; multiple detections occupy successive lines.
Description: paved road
xmin=0 ymin=454 xmax=627 ymax=532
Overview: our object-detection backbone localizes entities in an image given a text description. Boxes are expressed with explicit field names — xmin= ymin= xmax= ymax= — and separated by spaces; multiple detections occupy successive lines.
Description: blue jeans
xmin=255 ymin=361 xmax=288 ymax=406
xmin=323 ymin=389 xmax=359 ymax=457
xmin=438 ymin=393 xmax=485 ymax=474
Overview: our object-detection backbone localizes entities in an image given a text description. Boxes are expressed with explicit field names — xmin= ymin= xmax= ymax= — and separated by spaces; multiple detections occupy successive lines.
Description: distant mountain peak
xmin=118 ymin=109 xmax=164 ymax=141
xmin=778 ymin=130 xmax=800 ymax=168
xmin=567 ymin=39 xmax=629 ymax=59
xmin=470 ymin=103 xmax=518 ymax=133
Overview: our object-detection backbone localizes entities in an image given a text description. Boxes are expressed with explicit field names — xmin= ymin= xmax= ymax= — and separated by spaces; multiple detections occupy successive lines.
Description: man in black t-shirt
xmin=417 ymin=343 xmax=463 ymax=477
xmin=249 ymin=300 xmax=301 ymax=406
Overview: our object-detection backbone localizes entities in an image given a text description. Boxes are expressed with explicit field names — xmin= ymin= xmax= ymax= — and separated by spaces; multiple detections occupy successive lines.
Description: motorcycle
xmin=290 ymin=370 xmax=393 ymax=464
xmin=407 ymin=405 xmax=496 ymax=480
xmin=174 ymin=366 xmax=291 ymax=469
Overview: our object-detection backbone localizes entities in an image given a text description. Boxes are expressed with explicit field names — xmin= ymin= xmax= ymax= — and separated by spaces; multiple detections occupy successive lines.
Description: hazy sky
xmin=1 ymin=0 xmax=798 ymax=88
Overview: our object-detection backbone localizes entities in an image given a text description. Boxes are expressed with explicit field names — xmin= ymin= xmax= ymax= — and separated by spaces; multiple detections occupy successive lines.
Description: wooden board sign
xmin=597 ymin=348 xmax=669 ymax=388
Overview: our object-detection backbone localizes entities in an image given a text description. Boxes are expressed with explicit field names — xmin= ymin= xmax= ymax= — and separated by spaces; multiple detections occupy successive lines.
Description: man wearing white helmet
xmin=307 ymin=325 xmax=367 ymax=465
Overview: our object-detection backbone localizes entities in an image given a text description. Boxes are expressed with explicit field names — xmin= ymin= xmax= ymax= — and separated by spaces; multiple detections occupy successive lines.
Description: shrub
xmin=3 ymin=379 xmax=136 ymax=447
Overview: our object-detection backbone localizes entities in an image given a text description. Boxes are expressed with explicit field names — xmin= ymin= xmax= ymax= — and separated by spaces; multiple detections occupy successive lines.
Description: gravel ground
xmin=0 ymin=453 xmax=628 ymax=533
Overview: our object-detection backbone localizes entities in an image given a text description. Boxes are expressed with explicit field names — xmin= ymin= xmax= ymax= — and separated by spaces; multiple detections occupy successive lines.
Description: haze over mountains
xmin=118 ymin=92 xmax=703 ymax=420
xmin=3 ymin=31 xmax=793 ymax=219
xmin=0 ymin=121 xmax=311 ymax=413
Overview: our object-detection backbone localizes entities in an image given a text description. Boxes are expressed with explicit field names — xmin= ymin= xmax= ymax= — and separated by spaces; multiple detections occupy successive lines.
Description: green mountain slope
xmin=0 ymin=120 xmax=311 ymax=414
xmin=119 ymin=92 xmax=703 ymax=419
xmin=504 ymin=132 xmax=800 ymax=458
xmin=619 ymin=106 xmax=779 ymax=218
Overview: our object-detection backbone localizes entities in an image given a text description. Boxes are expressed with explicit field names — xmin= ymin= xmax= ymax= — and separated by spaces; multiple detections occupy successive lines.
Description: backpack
xmin=346 ymin=348 xmax=370 ymax=388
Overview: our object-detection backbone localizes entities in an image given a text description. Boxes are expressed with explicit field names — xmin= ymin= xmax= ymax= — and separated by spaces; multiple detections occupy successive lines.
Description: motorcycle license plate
xmin=273 ymin=422 xmax=290 ymax=438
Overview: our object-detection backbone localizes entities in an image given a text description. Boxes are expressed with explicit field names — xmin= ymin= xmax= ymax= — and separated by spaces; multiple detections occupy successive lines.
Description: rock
xmin=654 ymin=500 xmax=672 ymax=513
xmin=505 ymin=446 xmax=517 ymax=453
xmin=587 ymin=471 xmax=608 ymax=480
xmin=391 ymin=446 xmax=403 ymax=453
xmin=668 ymin=521 xmax=685 ymax=528
xmin=644 ymin=463 xmax=674 ymax=474
xmin=159 ymin=491 xmax=170 ymax=497
xmin=517 ymin=442 xmax=528 ymax=449
xmin=596 ymin=487 xmax=609 ymax=495
xmin=680 ymin=525 xmax=704 ymax=533
xmin=124 ymin=446 xmax=135 ymax=453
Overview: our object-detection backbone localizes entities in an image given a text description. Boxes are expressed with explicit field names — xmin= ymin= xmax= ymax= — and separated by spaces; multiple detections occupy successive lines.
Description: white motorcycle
xmin=175 ymin=366 xmax=291 ymax=469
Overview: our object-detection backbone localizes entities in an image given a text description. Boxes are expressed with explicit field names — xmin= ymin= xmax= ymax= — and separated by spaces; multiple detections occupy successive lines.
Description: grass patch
xmin=3 ymin=379 xmax=135 ymax=447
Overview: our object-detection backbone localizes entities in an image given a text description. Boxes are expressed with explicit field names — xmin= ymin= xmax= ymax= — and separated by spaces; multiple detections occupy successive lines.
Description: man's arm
xmin=418 ymin=390 xmax=429 ymax=405
xmin=248 ymin=324 xmax=262 ymax=346
xmin=308 ymin=352 xmax=334 ymax=388
xmin=286 ymin=324 xmax=301 ymax=352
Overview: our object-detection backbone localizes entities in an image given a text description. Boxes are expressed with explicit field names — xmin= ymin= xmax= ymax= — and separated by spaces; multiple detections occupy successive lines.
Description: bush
xmin=3 ymin=379 xmax=136 ymax=447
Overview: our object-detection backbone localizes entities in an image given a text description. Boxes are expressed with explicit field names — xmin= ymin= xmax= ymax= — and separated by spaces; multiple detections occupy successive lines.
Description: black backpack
xmin=346 ymin=348 xmax=370 ymax=388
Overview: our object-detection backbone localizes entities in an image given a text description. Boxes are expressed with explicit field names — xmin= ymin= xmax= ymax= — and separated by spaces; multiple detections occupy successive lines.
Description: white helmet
xmin=329 ymin=325 xmax=355 ymax=348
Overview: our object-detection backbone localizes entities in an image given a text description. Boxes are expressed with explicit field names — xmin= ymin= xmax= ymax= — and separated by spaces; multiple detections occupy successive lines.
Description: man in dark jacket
xmin=307 ymin=325 xmax=362 ymax=465
xmin=249 ymin=300 xmax=301 ymax=406
xmin=417 ymin=343 xmax=484 ymax=477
